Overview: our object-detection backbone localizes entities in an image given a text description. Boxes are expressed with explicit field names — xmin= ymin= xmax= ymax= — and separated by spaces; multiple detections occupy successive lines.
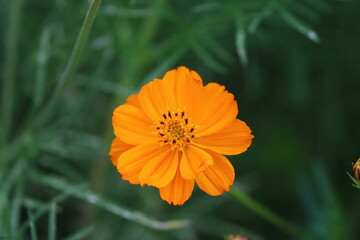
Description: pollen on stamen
xmin=154 ymin=110 xmax=198 ymax=151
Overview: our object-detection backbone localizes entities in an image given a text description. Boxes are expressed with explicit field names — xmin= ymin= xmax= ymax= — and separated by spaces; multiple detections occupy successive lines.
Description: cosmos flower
xmin=109 ymin=66 xmax=253 ymax=205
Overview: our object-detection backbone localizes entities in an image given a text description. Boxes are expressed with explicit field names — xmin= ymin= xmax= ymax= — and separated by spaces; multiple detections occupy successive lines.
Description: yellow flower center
xmin=154 ymin=110 xmax=197 ymax=151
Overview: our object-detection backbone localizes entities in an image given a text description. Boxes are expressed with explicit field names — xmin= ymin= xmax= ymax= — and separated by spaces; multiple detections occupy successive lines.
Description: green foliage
xmin=1 ymin=0 xmax=359 ymax=239
xmin=348 ymin=173 xmax=360 ymax=189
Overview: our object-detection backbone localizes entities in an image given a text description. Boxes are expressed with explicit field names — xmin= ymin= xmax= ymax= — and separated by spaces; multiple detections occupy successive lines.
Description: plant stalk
xmin=229 ymin=187 xmax=313 ymax=239
xmin=0 ymin=0 xmax=24 ymax=148
xmin=35 ymin=0 xmax=103 ymax=128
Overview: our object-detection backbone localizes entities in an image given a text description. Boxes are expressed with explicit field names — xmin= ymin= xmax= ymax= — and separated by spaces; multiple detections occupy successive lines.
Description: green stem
xmin=1 ymin=0 xmax=102 ymax=166
xmin=35 ymin=0 xmax=103 ymax=128
xmin=0 ymin=0 xmax=24 ymax=148
xmin=229 ymin=187 xmax=312 ymax=239
xmin=82 ymin=0 xmax=166 ymax=225
xmin=30 ymin=171 xmax=190 ymax=231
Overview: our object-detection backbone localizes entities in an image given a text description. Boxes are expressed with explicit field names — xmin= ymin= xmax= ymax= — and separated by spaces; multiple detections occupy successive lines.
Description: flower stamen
xmin=154 ymin=110 xmax=198 ymax=151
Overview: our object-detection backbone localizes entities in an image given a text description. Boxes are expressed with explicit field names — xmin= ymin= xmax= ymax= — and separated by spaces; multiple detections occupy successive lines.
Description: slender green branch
xmin=1 ymin=0 xmax=102 ymax=165
xmin=63 ymin=226 xmax=94 ymax=240
xmin=30 ymin=171 xmax=190 ymax=231
xmin=27 ymin=209 xmax=38 ymax=240
xmin=33 ymin=27 xmax=50 ymax=113
xmin=48 ymin=203 xmax=57 ymax=240
xmin=35 ymin=0 xmax=103 ymax=128
xmin=83 ymin=0 xmax=166 ymax=227
xmin=0 ymin=0 xmax=24 ymax=148
xmin=229 ymin=187 xmax=312 ymax=239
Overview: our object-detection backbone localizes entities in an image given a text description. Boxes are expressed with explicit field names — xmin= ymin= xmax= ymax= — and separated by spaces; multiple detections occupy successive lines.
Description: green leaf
xmin=200 ymin=34 xmax=233 ymax=64
xmin=48 ymin=203 xmax=57 ymax=240
xmin=63 ymin=226 xmax=95 ymax=240
xmin=248 ymin=4 xmax=273 ymax=33
xmin=0 ymin=194 xmax=10 ymax=238
xmin=32 ymin=26 xmax=50 ymax=113
xmin=0 ymin=0 xmax=24 ymax=148
xmin=347 ymin=172 xmax=360 ymax=189
xmin=19 ymin=184 xmax=80 ymax=234
xmin=191 ymin=41 xmax=226 ymax=73
xmin=11 ymin=183 xmax=24 ymax=236
xmin=235 ymin=19 xmax=248 ymax=66
xmin=275 ymin=3 xmax=320 ymax=43
xmin=27 ymin=208 xmax=38 ymax=240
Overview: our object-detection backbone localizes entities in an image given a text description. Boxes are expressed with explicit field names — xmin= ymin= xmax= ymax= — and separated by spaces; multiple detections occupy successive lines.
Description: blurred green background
xmin=1 ymin=0 xmax=359 ymax=239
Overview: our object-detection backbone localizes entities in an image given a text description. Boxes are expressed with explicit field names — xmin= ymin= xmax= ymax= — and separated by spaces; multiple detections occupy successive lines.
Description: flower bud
xmin=353 ymin=158 xmax=360 ymax=181
xmin=227 ymin=235 xmax=251 ymax=240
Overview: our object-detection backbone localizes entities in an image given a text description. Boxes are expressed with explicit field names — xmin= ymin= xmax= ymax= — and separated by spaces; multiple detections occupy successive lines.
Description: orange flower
xmin=109 ymin=66 xmax=253 ymax=205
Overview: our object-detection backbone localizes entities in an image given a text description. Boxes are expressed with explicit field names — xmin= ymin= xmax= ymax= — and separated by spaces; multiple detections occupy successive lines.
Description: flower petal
xmin=165 ymin=67 xmax=206 ymax=124
xmin=139 ymin=67 xmax=206 ymax=123
xmin=195 ymin=151 xmax=235 ymax=196
xmin=194 ymin=119 xmax=254 ymax=155
xmin=180 ymin=145 xmax=213 ymax=180
xmin=139 ymin=148 xmax=179 ymax=188
xmin=138 ymin=78 xmax=177 ymax=121
xmin=196 ymin=83 xmax=238 ymax=136
xmin=159 ymin=168 xmax=194 ymax=206
xmin=112 ymin=104 xmax=158 ymax=145
xmin=126 ymin=93 xmax=140 ymax=107
xmin=109 ymin=137 xmax=133 ymax=166
xmin=117 ymin=143 xmax=162 ymax=184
